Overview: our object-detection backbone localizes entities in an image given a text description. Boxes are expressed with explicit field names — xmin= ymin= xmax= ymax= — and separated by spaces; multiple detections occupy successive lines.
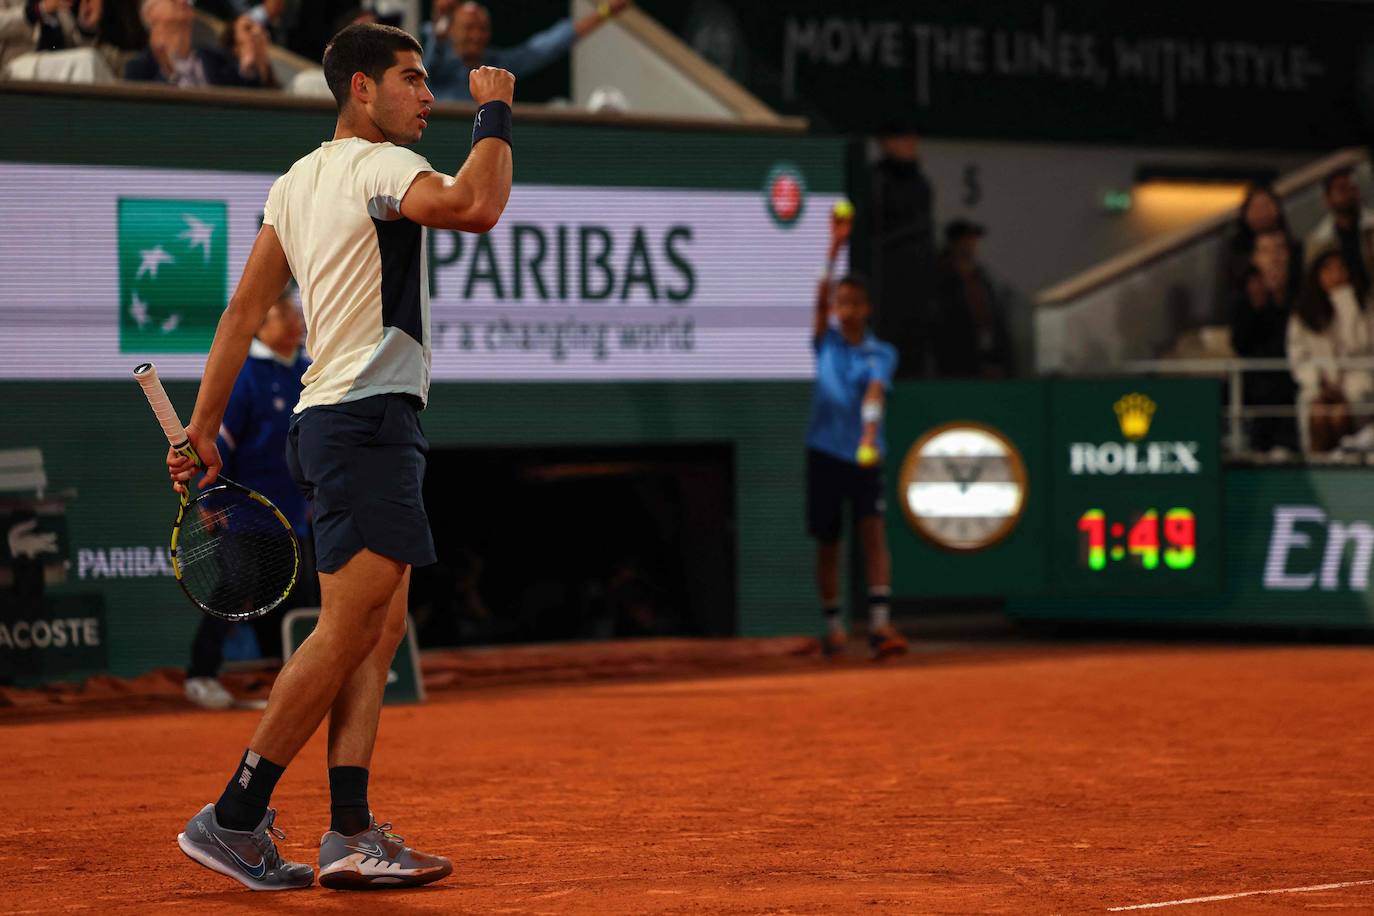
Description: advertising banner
xmin=1 ymin=501 xmax=70 ymax=589
xmin=885 ymin=381 xmax=1051 ymax=597
xmin=0 ymin=161 xmax=843 ymax=382
xmin=0 ymin=594 xmax=108 ymax=685
xmin=640 ymin=0 xmax=1374 ymax=148
xmin=1046 ymin=379 xmax=1222 ymax=596
xmin=1010 ymin=468 xmax=1374 ymax=628
xmin=885 ymin=377 xmax=1221 ymax=599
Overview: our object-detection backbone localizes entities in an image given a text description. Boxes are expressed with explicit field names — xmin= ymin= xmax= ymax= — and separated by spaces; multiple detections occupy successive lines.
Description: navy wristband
xmin=472 ymin=100 xmax=512 ymax=148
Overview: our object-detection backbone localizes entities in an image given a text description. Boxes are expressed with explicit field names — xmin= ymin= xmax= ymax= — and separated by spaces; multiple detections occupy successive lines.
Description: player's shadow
xmin=194 ymin=883 xmax=458 ymax=910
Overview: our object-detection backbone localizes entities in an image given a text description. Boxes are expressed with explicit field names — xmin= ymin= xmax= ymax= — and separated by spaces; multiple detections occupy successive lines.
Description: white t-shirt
xmin=263 ymin=138 xmax=436 ymax=411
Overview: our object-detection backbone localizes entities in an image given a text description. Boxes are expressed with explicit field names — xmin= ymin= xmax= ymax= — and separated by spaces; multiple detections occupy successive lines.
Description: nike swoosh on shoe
xmin=212 ymin=834 xmax=267 ymax=878
xmin=348 ymin=842 xmax=385 ymax=858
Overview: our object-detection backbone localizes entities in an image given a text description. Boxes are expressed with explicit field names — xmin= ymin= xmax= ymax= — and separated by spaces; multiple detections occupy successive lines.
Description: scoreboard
xmin=888 ymin=378 xmax=1222 ymax=599
xmin=1047 ymin=380 xmax=1221 ymax=596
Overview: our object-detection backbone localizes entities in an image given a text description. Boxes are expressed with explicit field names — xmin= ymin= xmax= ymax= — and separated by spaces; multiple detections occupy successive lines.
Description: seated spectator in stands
xmin=98 ymin=0 xmax=148 ymax=51
xmin=220 ymin=10 xmax=273 ymax=86
xmin=1306 ymin=167 xmax=1374 ymax=302
xmin=422 ymin=0 xmax=631 ymax=102
xmin=245 ymin=0 xmax=286 ymax=44
xmin=124 ymin=0 xmax=265 ymax=87
xmin=1 ymin=0 xmax=101 ymax=71
xmin=929 ymin=220 xmax=1013 ymax=379
xmin=1288 ymin=248 xmax=1374 ymax=453
xmin=1215 ymin=184 xmax=1295 ymax=314
xmin=1231 ymin=229 xmax=1300 ymax=452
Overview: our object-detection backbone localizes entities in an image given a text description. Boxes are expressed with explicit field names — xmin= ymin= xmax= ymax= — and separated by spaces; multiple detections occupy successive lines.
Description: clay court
xmin=4 ymin=641 xmax=1374 ymax=914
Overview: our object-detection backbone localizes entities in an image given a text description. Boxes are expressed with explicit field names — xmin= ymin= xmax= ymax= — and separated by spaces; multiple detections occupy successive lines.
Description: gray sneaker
xmin=318 ymin=817 xmax=453 ymax=890
xmin=177 ymin=804 xmax=315 ymax=891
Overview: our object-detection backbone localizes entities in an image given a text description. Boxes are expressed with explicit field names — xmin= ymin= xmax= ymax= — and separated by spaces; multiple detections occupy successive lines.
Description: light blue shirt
xmin=805 ymin=327 xmax=898 ymax=463
xmin=421 ymin=18 xmax=577 ymax=102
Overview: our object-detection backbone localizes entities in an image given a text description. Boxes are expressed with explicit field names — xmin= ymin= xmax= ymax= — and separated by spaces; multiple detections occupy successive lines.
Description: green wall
xmin=1 ymin=380 xmax=817 ymax=677
xmin=0 ymin=86 xmax=843 ymax=190
xmin=1010 ymin=468 xmax=1374 ymax=629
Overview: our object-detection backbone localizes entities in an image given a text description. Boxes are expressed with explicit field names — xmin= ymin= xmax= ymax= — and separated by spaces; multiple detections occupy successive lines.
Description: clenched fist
xmin=469 ymin=66 xmax=515 ymax=107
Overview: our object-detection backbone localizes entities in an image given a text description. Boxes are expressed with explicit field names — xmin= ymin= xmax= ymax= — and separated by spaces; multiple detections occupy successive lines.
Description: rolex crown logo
xmin=1114 ymin=393 xmax=1156 ymax=440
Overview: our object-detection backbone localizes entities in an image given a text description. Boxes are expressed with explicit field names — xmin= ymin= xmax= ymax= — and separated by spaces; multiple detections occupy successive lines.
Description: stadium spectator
xmin=219 ymin=10 xmax=274 ymax=87
xmin=245 ymin=0 xmax=286 ymax=44
xmin=124 ymin=0 xmax=266 ymax=87
xmin=869 ymin=130 xmax=936 ymax=380
xmin=1215 ymin=184 xmax=1295 ymax=314
xmin=184 ymin=291 xmax=313 ymax=710
xmin=1231 ymin=228 xmax=1300 ymax=453
xmin=0 ymin=0 xmax=101 ymax=71
xmin=1288 ymin=248 xmax=1374 ymax=453
xmin=930 ymin=219 xmax=1013 ymax=379
xmin=1306 ymin=167 xmax=1374 ymax=302
xmin=96 ymin=0 xmax=148 ymax=51
xmin=421 ymin=0 xmax=631 ymax=103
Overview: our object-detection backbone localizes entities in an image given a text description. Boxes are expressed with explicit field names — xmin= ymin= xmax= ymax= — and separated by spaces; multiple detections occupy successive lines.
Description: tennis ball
xmin=856 ymin=443 xmax=879 ymax=467
xmin=832 ymin=199 xmax=855 ymax=221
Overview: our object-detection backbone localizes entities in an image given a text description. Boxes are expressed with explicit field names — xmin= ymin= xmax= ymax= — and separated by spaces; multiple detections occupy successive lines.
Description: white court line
xmin=1108 ymin=879 xmax=1374 ymax=910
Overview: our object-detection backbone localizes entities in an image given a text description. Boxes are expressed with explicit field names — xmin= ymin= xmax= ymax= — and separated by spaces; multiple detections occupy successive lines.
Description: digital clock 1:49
xmin=1076 ymin=508 xmax=1196 ymax=571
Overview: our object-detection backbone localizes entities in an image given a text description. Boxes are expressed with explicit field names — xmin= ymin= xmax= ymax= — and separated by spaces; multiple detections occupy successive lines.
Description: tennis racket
xmin=133 ymin=362 xmax=300 ymax=621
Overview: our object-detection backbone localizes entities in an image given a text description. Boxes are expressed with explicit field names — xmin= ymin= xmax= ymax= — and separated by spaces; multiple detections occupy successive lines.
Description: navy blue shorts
xmin=806 ymin=448 xmax=885 ymax=544
xmin=286 ymin=394 xmax=437 ymax=574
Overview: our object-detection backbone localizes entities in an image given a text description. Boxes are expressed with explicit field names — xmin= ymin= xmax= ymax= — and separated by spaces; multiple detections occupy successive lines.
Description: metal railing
xmin=1034 ymin=150 xmax=1369 ymax=376
xmin=1116 ymin=356 xmax=1374 ymax=460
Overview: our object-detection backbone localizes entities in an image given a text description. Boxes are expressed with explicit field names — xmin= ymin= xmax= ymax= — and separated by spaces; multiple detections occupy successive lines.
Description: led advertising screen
xmin=0 ymin=160 xmax=844 ymax=381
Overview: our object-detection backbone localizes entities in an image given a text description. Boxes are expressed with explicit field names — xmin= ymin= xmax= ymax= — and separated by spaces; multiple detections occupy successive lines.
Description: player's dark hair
xmin=836 ymin=273 xmax=870 ymax=300
xmin=323 ymin=22 xmax=423 ymax=110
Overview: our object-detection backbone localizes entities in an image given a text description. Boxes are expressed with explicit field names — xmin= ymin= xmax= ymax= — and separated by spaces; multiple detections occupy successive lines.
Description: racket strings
xmin=177 ymin=488 xmax=297 ymax=619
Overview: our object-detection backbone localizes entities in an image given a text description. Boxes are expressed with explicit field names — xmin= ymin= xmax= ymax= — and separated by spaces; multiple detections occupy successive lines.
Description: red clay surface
xmin=4 ymin=643 xmax=1374 ymax=914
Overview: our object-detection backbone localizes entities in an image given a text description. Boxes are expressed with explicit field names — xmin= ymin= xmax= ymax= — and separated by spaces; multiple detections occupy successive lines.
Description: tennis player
xmin=807 ymin=208 xmax=908 ymax=660
xmin=165 ymin=23 xmax=514 ymax=890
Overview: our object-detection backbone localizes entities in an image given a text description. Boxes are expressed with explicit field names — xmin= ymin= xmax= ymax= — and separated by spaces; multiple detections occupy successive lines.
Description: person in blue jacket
xmin=124 ymin=0 xmax=268 ymax=88
xmin=184 ymin=291 xmax=313 ymax=709
xmin=808 ymin=207 xmax=907 ymax=660
xmin=422 ymin=0 xmax=630 ymax=102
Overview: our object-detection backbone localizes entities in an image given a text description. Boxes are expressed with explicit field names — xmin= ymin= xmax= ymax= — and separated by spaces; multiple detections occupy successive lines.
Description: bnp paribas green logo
xmin=118 ymin=198 xmax=227 ymax=353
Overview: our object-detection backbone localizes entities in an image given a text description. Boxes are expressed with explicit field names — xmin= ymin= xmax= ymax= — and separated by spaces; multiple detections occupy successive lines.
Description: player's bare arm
xmin=166 ymin=226 xmax=292 ymax=492
xmin=815 ymin=208 xmax=851 ymax=341
xmin=400 ymin=66 xmax=515 ymax=232
xmin=859 ymin=379 xmax=885 ymax=450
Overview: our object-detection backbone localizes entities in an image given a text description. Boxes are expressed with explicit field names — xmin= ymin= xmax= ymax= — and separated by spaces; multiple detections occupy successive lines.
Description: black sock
xmin=328 ymin=766 xmax=371 ymax=836
xmin=214 ymin=749 xmax=285 ymax=832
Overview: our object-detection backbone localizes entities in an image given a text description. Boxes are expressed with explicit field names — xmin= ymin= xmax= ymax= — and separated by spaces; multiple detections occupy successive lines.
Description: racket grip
xmin=132 ymin=362 xmax=191 ymax=448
